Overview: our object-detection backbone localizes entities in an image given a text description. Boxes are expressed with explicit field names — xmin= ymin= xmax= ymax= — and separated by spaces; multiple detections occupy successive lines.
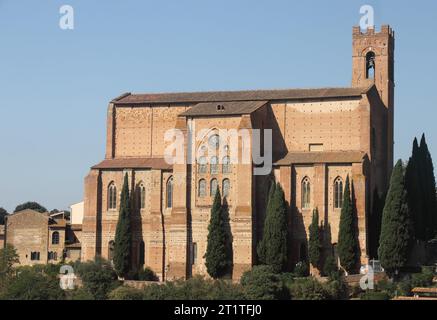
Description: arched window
xmin=223 ymin=179 xmax=230 ymax=197
xmin=108 ymin=240 xmax=115 ymax=262
xmin=222 ymin=156 xmax=231 ymax=173
xmin=334 ymin=177 xmax=343 ymax=209
xmin=210 ymin=156 xmax=218 ymax=174
xmin=198 ymin=179 xmax=206 ymax=197
xmin=137 ymin=182 xmax=146 ymax=209
xmin=198 ymin=156 xmax=207 ymax=173
xmin=301 ymin=177 xmax=311 ymax=209
xmin=210 ymin=179 xmax=218 ymax=197
xmin=108 ymin=182 xmax=117 ymax=210
xmin=366 ymin=51 xmax=376 ymax=79
xmin=52 ymin=231 xmax=60 ymax=245
xmin=166 ymin=176 xmax=173 ymax=208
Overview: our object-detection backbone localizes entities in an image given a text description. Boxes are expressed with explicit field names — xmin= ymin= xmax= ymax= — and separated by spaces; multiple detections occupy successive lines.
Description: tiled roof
xmin=180 ymin=100 xmax=268 ymax=117
xmin=275 ymin=151 xmax=366 ymax=165
xmin=112 ymin=87 xmax=370 ymax=105
xmin=91 ymin=157 xmax=172 ymax=170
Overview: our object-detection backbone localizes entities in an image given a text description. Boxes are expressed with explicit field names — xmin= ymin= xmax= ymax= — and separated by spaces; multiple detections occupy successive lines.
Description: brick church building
xmin=82 ymin=25 xmax=395 ymax=280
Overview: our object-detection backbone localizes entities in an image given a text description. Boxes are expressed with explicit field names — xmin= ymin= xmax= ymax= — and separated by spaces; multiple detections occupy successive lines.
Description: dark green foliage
xmin=0 ymin=207 xmax=8 ymax=224
xmin=406 ymin=135 xmax=437 ymax=241
xmin=0 ymin=245 xmax=19 ymax=279
xmin=137 ymin=267 xmax=159 ymax=281
xmin=205 ymin=189 xmax=231 ymax=279
xmin=369 ymin=189 xmax=385 ymax=258
xmin=75 ymin=258 xmax=120 ymax=300
xmin=378 ymin=160 xmax=412 ymax=274
xmin=14 ymin=202 xmax=47 ymax=213
xmin=257 ymin=181 xmax=276 ymax=263
xmin=240 ymin=265 xmax=289 ymax=300
xmin=293 ymin=261 xmax=309 ymax=277
xmin=143 ymin=276 xmax=245 ymax=300
xmin=337 ymin=176 xmax=359 ymax=274
xmin=360 ymin=291 xmax=391 ymax=300
xmin=410 ymin=266 xmax=434 ymax=288
xmin=287 ymin=277 xmax=348 ymax=300
xmin=308 ymin=208 xmax=321 ymax=268
xmin=69 ymin=288 xmax=95 ymax=300
xmin=1 ymin=268 xmax=64 ymax=300
xmin=108 ymin=286 xmax=144 ymax=300
xmin=256 ymin=183 xmax=288 ymax=272
xmin=323 ymin=253 xmax=340 ymax=279
xmin=114 ymin=173 xmax=132 ymax=277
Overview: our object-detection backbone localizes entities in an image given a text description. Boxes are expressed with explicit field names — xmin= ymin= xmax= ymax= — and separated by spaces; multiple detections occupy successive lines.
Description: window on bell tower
xmin=366 ymin=51 xmax=375 ymax=79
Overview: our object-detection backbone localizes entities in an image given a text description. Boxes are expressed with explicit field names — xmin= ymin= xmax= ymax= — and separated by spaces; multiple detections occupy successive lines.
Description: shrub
xmin=293 ymin=261 xmax=309 ymax=277
xmin=138 ymin=267 xmax=159 ymax=281
xmin=240 ymin=265 xmax=289 ymax=300
xmin=2 ymin=269 xmax=64 ymax=300
xmin=288 ymin=278 xmax=330 ymax=300
xmin=69 ymin=288 xmax=95 ymax=300
xmin=360 ymin=291 xmax=391 ymax=300
xmin=108 ymin=286 xmax=143 ymax=300
xmin=75 ymin=258 xmax=120 ymax=300
xmin=411 ymin=267 xmax=434 ymax=288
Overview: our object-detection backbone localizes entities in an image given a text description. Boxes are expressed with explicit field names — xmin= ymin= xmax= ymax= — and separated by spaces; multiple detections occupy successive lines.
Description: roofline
xmin=110 ymin=86 xmax=371 ymax=105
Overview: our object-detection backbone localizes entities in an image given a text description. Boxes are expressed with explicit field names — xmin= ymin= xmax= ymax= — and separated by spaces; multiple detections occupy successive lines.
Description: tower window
xmin=52 ymin=231 xmax=60 ymax=245
xmin=166 ymin=176 xmax=173 ymax=208
xmin=366 ymin=51 xmax=375 ymax=79
xmin=210 ymin=179 xmax=218 ymax=197
xmin=198 ymin=179 xmax=207 ymax=197
xmin=108 ymin=182 xmax=117 ymax=210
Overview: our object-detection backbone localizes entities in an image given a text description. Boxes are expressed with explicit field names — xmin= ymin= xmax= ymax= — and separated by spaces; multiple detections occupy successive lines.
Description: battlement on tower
xmin=353 ymin=25 xmax=394 ymax=38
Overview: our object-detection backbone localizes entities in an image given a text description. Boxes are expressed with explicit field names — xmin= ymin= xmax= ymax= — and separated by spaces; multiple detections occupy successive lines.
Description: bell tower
xmin=352 ymin=25 xmax=395 ymax=171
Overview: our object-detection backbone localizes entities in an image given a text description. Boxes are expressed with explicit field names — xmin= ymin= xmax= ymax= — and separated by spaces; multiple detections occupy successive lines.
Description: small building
xmin=70 ymin=201 xmax=84 ymax=225
xmin=4 ymin=209 xmax=81 ymax=265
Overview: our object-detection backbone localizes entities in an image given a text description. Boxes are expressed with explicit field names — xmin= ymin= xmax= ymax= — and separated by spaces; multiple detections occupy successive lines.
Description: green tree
xmin=337 ymin=176 xmax=359 ymax=274
xmin=240 ymin=265 xmax=289 ymax=300
xmin=257 ymin=181 xmax=276 ymax=264
xmin=1 ymin=268 xmax=64 ymax=300
xmin=113 ymin=173 xmax=132 ymax=277
xmin=308 ymin=208 xmax=321 ymax=269
xmin=257 ymin=183 xmax=288 ymax=272
xmin=14 ymin=202 xmax=47 ymax=213
xmin=75 ymin=258 xmax=120 ymax=300
xmin=205 ymin=188 xmax=231 ymax=278
xmin=378 ymin=160 xmax=412 ymax=275
xmin=0 ymin=207 xmax=8 ymax=225
xmin=0 ymin=245 xmax=19 ymax=288
xmin=418 ymin=134 xmax=437 ymax=239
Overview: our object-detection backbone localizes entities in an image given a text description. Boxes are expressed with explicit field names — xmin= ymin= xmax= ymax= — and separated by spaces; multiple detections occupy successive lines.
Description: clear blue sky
xmin=0 ymin=0 xmax=436 ymax=212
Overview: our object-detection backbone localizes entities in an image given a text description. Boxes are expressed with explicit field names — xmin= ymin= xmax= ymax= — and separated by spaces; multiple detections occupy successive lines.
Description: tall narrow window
xmin=302 ymin=177 xmax=311 ymax=209
xmin=52 ymin=231 xmax=60 ymax=245
xmin=334 ymin=177 xmax=343 ymax=209
xmin=198 ymin=179 xmax=206 ymax=197
xmin=198 ymin=156 xmax=207 ymax=173
xmin=222 ymin=156 xmax=231 ymax=174
xmin=191 ymin=242 xmax=197 ymax=265
xmin=223 ymin=179 xmax=230 ymax=197
xmin=138 ymin=183 xmax=146 ymax=209
xmin=108 ymin=240 xmax=115 ymax=262
xmin=166 ymin=176 xmax=173 ymax=208
xmin=210 ymin=179 xmax=218 ymax=197
xmin=366 ymin=51 xmax=376 ymax=79
xmin=210 ymin=156 xmax=218 ymax=174
xmin=108 ymin=182 xmax=117 ymax=210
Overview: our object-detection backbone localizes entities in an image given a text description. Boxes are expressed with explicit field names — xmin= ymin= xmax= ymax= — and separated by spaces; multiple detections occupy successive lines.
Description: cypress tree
xmin=337 ymin=176 xmax=359 ymax=274
xmin=205 ymin=188 xmax=231 ymax=278
xmin=378 ymin=160 xmax=412 ymax=275
xmin=308 ymin=208 xmax=321 ymax=269
xmin=419 ymin=134 xmax=437 ymax=239
xmin=257 ymin=181 xmax=276 ymax=264
xmin=257 ymin=183 xmax=288 ymax=273
xmin=406 ymin=138 xmax=423 ymax=240
xmin=113 ymin=173 xmax=132 ymax=277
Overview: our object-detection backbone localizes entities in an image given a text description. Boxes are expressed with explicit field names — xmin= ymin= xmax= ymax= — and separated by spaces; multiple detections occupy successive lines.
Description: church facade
xmin=82 ymin=25 xmax=395 ymax=280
